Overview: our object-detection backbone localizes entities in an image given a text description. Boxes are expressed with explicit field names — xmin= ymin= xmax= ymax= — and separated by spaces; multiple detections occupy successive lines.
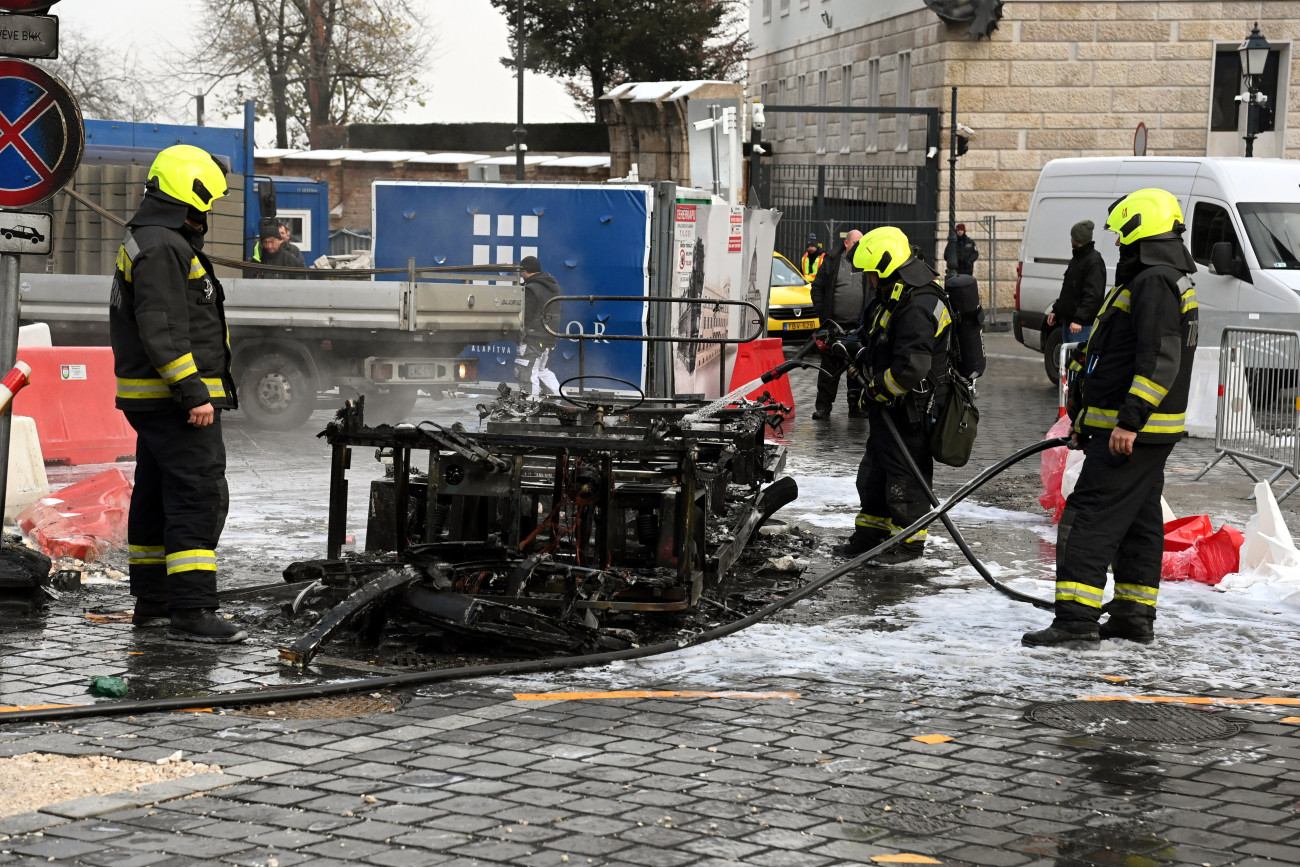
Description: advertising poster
xmin=672 ymin=202 xmax=744 ymax=398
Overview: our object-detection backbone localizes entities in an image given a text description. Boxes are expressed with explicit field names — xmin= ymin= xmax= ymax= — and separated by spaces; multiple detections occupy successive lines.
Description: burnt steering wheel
xmin=558 ymin=376 xmax=646 ymax=413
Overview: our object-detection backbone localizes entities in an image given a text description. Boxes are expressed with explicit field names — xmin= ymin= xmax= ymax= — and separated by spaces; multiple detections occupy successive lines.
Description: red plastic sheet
xmin=1161 ymin=519 xmax=1244 ymax=585
xmin=1039 ymin=416 xmax=1073 ymax=523
xmin=17 ymin=468 xmax=133 ymax=562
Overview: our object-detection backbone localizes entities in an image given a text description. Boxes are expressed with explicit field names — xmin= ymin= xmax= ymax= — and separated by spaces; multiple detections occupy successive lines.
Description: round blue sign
xmin=0 ymin=59 xmax=82 ymax=207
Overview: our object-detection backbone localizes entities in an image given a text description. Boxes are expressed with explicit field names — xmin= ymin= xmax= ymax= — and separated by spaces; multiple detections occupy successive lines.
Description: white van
xmin=1014 ymin=157 xmax=1300 ymax=381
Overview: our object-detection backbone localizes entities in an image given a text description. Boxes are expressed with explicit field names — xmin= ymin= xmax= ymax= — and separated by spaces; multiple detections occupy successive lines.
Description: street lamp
xmin=1239 ymin=22 xmax=1270 ymax=158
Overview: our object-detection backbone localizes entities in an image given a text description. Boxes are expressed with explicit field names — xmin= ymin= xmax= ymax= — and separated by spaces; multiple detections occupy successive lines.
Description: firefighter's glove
xmin=858 ymin=378 xmax=895 ymax=409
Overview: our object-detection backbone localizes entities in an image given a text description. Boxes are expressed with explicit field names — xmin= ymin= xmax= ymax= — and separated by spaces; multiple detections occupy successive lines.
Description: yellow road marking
xmin=1095 ymin=675 xmax=1129 ymax=683
xmin=871 ymin=855 xmax=942 ymax=864
xmin=1281 ymin=717 xmax=1300 ymax=724
xmin=513 ymin=690 xmax=801 ymax=701
xmin=910 ymin=734 xmax=954 ymax=745
xmin=0 ymin=704 xmax=76 ymax=713
xmin=1083 ymin=695 xmax=1300 ymax=707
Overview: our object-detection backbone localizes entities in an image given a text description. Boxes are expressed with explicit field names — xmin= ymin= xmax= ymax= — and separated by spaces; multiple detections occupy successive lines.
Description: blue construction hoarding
xmin=372 ymin=181 xmax=652 ymax=390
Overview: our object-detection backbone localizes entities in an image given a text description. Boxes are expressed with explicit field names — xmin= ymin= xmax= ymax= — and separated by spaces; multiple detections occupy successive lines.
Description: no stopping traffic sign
xmin=0 ymin=58 xmax=81 ymax=207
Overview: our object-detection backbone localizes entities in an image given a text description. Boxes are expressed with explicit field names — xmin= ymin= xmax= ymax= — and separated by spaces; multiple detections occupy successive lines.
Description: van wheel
xmin=1042 ymin=329 xmax=1063 ymax=385
xmin=239 ymin=353 xmax=316 ymax=431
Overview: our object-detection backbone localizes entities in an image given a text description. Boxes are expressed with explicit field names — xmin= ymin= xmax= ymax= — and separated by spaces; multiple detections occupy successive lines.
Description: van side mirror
xmin=1209 ymin=242 xmax=1234 ymax=276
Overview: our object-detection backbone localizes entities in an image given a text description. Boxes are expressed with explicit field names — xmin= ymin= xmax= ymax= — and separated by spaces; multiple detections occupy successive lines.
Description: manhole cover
xmin=227 ymin=692 xmax=405 ymax=719
xmin=1027 ymin=701 xmax=1240 ymax=742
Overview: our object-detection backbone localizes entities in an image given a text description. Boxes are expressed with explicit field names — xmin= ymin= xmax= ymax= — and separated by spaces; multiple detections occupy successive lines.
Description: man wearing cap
xmin=800 ymin=234 xmax=825 ymax=282
xmin=1047 ymin=220 xmax=1106 ymax=345
xmin=517 ymin=255 xmax=561 ymax=395
xmin=809 ymin=229 xmax=867 ymax=420
xmin=247 ymin=219 xmax=306 ymax=279
xmin=943 ymin=223 xmax=979 ymax=277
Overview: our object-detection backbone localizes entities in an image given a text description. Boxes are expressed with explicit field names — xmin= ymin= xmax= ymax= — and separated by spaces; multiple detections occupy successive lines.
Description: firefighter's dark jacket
xmin=1069 ymin=237 xmax=1197 ymax=443
xmin=110 ymin=191 xmax=238 ymax=413
xmin=861 ymin=258 xmax=952 ymax=401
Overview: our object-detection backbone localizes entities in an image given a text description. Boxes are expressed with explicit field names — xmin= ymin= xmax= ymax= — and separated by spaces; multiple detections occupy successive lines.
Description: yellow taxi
xmin=766 ymin=252 xmax=820 ymax=339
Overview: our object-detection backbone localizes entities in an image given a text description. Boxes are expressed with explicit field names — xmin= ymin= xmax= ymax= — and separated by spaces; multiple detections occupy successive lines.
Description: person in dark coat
xmin=1047 ymin=220 xmax=1107 ymax=344
xmin=516 ymin=255 xmax=561 ymax=395
xmin=943 ymin=223 xmax=979 ymax=276
xmin=809 ymin=230 xmax=867 ymax=419
xmin=248 ymin=220 xmax=306 ymax=278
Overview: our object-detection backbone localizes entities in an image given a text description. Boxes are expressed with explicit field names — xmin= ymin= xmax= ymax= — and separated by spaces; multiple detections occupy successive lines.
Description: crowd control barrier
xmin=10 ymin=347 xmax=136 ymax=466
xmin=1191 ymin=327 xmax=1300 ymax=502
xmin=728 ymin=338 xmax=795 ymax=415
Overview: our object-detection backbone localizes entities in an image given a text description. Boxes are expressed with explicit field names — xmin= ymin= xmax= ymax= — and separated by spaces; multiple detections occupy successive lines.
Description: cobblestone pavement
xmin=0 ymin=334 xmax=1297 ymax=866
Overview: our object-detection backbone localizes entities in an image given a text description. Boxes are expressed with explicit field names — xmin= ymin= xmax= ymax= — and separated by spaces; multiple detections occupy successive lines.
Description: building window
xmin=775 ymin=79 xmax=785 ymax=141
xmin=1211 ymin=47 xmax=1279 ymax=132
xmin=762 ymin=0 xmax=771 ymax=21
xmin=840 ymin=63 xmax=852 ymax=153
xmin=779 ymin=0 xmax=789 ymax=16
xmin=797 ymin=73 xmax=807 ymax=140
xmin=816 ymin=69 xmax=828 ymax=153
xmin=865 ymin=58 xmax=880 ymax=153
xmin=896 ymin=51 xmax=912 ymax=152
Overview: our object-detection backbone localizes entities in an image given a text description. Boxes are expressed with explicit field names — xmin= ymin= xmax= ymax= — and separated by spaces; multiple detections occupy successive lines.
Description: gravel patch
xmin=0 ymin=752 xmax=220 ymax=817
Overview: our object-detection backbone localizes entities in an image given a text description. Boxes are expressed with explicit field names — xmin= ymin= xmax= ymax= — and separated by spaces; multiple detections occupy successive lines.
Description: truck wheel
xmin=1042 ymin=329 xmax=1063 ymax=385
xmin=239 ymin=353 xmax=316 ymax=431
xmin=364 ymin=386 xmax=419 ymax=426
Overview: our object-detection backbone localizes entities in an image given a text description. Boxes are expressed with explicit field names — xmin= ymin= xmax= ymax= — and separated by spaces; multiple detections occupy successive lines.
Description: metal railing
xmin=1191 ymin=327 xmax=1300 ymax=501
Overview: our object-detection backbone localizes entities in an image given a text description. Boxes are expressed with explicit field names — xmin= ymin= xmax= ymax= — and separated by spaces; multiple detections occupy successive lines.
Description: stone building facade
xmin=749 ymin=0 xmax=1299 ymax=306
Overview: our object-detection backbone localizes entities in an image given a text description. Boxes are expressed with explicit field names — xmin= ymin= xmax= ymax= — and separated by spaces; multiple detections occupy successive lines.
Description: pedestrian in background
xmin=809 ymin=229 xmax=866 ymax=420
xmin=248 ymin=219 xmax=306 ymax=279
xmin=109 ymin=144 xmax=245 ymax=643
xmin=944 ymin=223 xmax=979 ymax=276
xmin=1047 ymin=219 xmax=1106 ymax=346
xmin=800 ymin=234 xmax=825 ymax=282
xmin=1023 ymin=188 xmax=1198 ymax=648
xmin=516 ymin=255 xmax=561 ymax=396
xmin=836 ymin=226 xmax=951 ymax=564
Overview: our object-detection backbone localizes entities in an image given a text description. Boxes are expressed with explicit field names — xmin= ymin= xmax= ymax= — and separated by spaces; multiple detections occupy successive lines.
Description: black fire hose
xmin=0 ymin=436 xmax=1067 ymax=726
xmin=877 ymin=410 xmax=1054 ymax=610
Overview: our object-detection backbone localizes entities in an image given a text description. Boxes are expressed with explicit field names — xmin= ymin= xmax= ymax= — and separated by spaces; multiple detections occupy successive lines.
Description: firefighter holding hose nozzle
xmin=834 ymin=226 xmax=952 ymax=565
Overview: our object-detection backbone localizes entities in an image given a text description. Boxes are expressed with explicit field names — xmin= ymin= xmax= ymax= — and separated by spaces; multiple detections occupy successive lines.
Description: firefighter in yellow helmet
xmin=834 ymin=226 xmax=952 ymax=564
xmin=1023 ymin=188 xmax=1198 ymax=648
xmin=109 ymin=144 xmax=245 ymax=643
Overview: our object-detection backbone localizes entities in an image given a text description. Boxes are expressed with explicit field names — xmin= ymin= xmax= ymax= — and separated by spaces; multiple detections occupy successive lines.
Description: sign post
xmin=0 ymin=0 xmax=78 ymax=522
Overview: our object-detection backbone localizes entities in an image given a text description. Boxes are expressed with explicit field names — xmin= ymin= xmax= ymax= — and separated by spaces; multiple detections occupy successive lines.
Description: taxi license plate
xmin=784 ymin=320 xmax=817 ymax=330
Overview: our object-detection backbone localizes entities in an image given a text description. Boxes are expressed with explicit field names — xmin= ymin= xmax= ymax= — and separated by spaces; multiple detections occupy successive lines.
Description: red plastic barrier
xmin=728 ymin=338 xmax=795 ymax=416
xmin=1038 ymin=415 xmax=1073 ymax=521
xmin=11 ymin=347 xmax=136 ymax=465
xmin=1160 ymin=519 xmax=1244 ymax=585
xmin=16 ymin=467 xmax=133 ymax=561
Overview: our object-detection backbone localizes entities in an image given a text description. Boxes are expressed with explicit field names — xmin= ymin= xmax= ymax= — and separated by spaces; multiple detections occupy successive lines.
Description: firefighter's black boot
xmin=1021 ymin=622 xmax=1101 ymax=648
xmin=131 ymin=598 xmax=169 ymax=628
xmin=869 ymin=540 xmax=925 ymax=566
xmin=1099 ymin=616 xmax=1154 ymax=643
xmin=832 ymin=528 xmax=887 ymax=559
xmin=167 ymin=609 xmax=248 ymax=644
xmin=812 ymin=403 xmax=831 ymax=421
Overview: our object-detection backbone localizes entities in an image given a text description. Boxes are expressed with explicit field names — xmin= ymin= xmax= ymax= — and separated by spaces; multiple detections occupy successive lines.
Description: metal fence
xmin=1191 ymin=327 xmax=1300 ymax=501
xmin=774 ymin=215 xmax=1011 ymax=327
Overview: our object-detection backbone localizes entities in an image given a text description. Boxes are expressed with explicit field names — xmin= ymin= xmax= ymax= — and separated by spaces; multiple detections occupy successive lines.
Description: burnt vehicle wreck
xmin=279 ymin=386 xmax=800 ymax=668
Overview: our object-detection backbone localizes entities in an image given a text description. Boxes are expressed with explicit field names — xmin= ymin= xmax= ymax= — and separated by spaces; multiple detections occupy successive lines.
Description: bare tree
xmin=180 ymin=0 xmax=433 ymax=148
xmin=40 ymin=28 xmax=170 ymax=122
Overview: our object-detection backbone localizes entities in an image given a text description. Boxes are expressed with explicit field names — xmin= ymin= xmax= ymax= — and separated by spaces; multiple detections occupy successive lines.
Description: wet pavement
xmin=0 ymin=332 xmax=1297 ymax=866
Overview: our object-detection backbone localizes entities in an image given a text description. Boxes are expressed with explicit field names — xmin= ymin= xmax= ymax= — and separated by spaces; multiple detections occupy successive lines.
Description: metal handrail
xmin=541 ymin=295 xmax=765 ymax=344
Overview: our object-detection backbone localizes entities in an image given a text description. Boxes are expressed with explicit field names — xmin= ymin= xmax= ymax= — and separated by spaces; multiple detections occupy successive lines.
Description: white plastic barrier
xmin=4 ymin=415 xmax=49 ymax=522
xmin=1184 ymin=346 xmax=1219 ymax=439
xmin=17 ymin=322 xmax=51 ymax=347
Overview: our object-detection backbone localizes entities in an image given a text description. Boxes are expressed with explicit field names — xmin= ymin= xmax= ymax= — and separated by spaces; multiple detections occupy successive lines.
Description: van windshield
xmin=1239 ymin=203 xmax=1300 ymax=269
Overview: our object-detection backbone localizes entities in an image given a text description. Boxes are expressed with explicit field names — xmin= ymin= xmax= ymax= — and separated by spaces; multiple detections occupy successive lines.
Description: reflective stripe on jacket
xmin=109 ymin=225 xmax=237 ymax=413
xmin=1072 ymin=264 xmax=1197 ymax=443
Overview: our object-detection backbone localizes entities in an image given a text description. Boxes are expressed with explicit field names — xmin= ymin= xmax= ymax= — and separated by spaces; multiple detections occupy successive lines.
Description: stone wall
xmin=749 ymin=0 xmax=1300 ymax=308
